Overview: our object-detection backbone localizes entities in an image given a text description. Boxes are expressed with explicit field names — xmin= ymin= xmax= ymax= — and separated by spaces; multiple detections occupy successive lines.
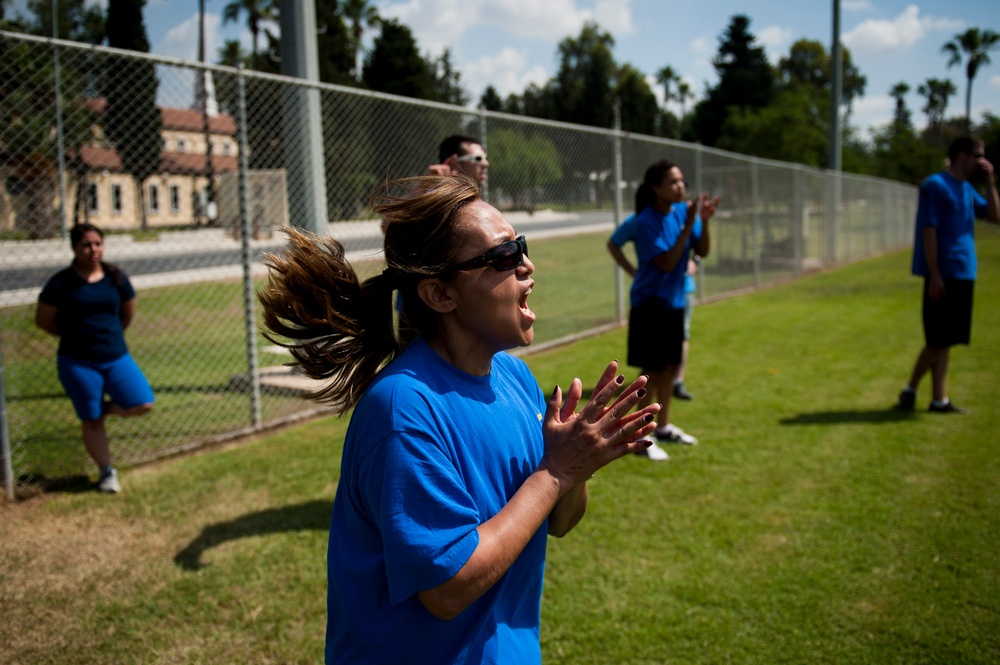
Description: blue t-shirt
xmin=38 ymin=266 xmax=135 ymax=362
xmin=326 ymin=337 xmax=548 ymax=665
xmin=630 ymin=204 xmax=702 ymax=309
xmin=912 ymin=171 xmax=987 ymax=280
xmin=611 ymin=214 xmax=697 ymax=295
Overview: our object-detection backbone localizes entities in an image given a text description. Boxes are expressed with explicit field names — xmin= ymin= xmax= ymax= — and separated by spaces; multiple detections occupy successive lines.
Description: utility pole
xmin=197 ymin=0 xmax=217 ymax=224
xmin=828 ymin=0 xmax=842 ymax=172
xmin=279 ymin=0 xmax=328 ymax=234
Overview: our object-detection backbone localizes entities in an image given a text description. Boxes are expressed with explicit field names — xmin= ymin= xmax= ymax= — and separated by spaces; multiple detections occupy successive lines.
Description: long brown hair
xmin=635 ymin=160 xmax=677 ymax=214
xmin=257 ymin=175 xmax=481 ymax=412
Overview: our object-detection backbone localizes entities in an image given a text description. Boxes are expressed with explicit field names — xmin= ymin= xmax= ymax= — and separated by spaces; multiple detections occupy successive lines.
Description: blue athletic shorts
xmin=57 ymin=353 xmax=155 ymax=422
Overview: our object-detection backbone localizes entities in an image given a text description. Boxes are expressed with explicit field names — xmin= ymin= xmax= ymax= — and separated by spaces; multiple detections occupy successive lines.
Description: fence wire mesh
xmin=0 ymin=32 xmax=917 ymax=497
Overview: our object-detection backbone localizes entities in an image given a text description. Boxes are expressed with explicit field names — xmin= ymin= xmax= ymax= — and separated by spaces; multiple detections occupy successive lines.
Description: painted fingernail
xmin=644 ymin=414 xmax=654 ymax=422
xmin=552 ymin=385 xmax=559 ymax=398
xmin=643 ymin=439 xmax=652 ymax=448
xmin=637 ymin=388 xmax=647 ymax=399
xmin=616 ymin=374 xmax=624 ymax=384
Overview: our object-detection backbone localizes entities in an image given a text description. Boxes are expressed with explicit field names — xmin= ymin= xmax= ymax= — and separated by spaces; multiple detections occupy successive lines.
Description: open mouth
xmin=519 ymin=286 xmax=536 ymax=323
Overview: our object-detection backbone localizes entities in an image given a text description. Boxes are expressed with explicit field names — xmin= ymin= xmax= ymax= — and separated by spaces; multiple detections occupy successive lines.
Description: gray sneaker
xmin=98 ymin=467 xmax=121 ymax=494
xmin=656 ymin=424 xmax=698 ymax=445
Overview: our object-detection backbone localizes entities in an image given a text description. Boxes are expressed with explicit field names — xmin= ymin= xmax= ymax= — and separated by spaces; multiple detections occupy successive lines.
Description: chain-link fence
xmin=0 ymin=32 xmax=917 ymax=499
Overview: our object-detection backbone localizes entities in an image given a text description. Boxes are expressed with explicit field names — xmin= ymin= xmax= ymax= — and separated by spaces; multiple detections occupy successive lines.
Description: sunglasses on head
xmin=444 ymin=236 xmax=528 ymax=274
xmin=455 ymin=154 xmax=487 ymax=163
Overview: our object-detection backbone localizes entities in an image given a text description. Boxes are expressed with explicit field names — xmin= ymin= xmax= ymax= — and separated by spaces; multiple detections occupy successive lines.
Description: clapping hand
xmin=540 ymin=361 xmax=660 ymax=490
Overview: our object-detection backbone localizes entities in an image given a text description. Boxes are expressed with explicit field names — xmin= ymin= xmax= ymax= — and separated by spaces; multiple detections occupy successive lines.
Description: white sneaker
xmin=98 ymin=468 xmax=121 ymax=494
xmin=656 ymin=424 xmax=698 ymax=445
xmin=636 ymin=439 xmax=669 ymax=461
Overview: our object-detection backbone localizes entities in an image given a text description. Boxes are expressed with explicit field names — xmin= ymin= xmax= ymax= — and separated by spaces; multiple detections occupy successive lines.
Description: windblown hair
xmin=257 ymin=175 xmax=482 ymax=412
xmin=70 ymin=222 xmax=123 ymax=286
xmin=635 ymin=160 xmax=677 ymax=214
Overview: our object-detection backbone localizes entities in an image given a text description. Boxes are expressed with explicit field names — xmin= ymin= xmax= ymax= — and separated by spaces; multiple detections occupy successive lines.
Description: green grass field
xmin=2 ymin=228 xmax=998 ymax=664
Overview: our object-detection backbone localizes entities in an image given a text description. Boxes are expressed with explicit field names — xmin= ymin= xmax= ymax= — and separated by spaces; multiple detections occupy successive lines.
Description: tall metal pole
xmin=279 ymin=0 xmax=328 ymax=234
xmin=198 ymin=0 xmax=216 ymax=224
xmin=52 ymin=0 xmax=69 ymax=239
xmin=828 ymin=0 xmax=842 ymax=173
xmin=826 ymin=0 xmax=843 ymax=265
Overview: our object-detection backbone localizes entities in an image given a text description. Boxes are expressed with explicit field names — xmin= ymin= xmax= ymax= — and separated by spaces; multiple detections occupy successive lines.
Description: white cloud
xmin=380 ymin=0 xmax=598 ymax=55
xmin=594 ymin=0 xmax=635 ymax=35
xmin=851 ymin=94 xmax=895 ymax=136
xmin=991 ymin=75 xmax=1000 ymax=90
xmin=463 ymin=47 xmax=549 ymax=99
xmin=379 ymin=0 xmax=476 ymax=54
xmin=757 ymin=25 xmax=794 ymax=64
xmin=842 ymin=5 xmax=963 ymax=55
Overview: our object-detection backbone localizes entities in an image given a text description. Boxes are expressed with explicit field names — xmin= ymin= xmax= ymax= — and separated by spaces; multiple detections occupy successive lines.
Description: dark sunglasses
xmin=445 ymin=235 xmax=528 ymax=274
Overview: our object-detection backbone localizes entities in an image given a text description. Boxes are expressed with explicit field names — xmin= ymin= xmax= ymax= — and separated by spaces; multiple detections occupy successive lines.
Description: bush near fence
xmin=0 ymin=32 xmax=917 ymax=498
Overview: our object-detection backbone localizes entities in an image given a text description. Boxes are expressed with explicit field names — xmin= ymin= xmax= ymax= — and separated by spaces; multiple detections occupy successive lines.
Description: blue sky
xmin=13 ymin=1 xmax=1000 ymax=139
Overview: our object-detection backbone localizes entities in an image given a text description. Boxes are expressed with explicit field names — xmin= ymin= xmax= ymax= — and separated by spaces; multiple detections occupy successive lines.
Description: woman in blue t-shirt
xmin=258 ymin=175 xmax=661 ymax=665
xmin=35 ymin=223 xmax=154 ymax=494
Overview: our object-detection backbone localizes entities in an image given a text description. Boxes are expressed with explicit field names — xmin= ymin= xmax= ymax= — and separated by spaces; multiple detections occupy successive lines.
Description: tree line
xmin=4 ymin=2 xmax=997 ymax=194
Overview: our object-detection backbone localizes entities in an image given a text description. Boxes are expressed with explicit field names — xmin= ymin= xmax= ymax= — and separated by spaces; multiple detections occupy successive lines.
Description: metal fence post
xmin=51 ymin=21 xmax=69 ymax=240
xmin=237 ymin=65 xmax=262 ymax=428
xmin=479 ymin=106 xmax=489 ymax=203
xmin=0 ymin=337 xmax=14 ymax=502
xmin=695 ymin=144 xmax=704 ymax=297
xmin=752 ymin=157 xmax=760 ymax=287
xmin=612 ymin=100 xmax=625 ymax=323
xmin=793 ymin=165 xmax=803 ymax=275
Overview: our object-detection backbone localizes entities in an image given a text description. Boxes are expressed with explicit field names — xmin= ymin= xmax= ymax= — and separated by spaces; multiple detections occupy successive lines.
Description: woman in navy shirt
xmin=35 ymin=223 xmax=154 ymax=493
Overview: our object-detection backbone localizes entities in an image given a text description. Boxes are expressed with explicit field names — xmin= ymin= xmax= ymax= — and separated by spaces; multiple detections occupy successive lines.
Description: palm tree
xmin=342 ymin=0 xmax=381 ymax=81
xmin=221 ymin=0 xmax=275 ymax=70
xmin=889 ymin=81 xmax=911 ymax=132
xmin=942 ymin=27 xmax=1000 ymax=131
xmin=676 ymin=80 xmax=694 ymax=118
xmin=916 ymin=78 xmax=957 ymax=132
xmin=656 ymin=65 xmax=678 ymax=110
xmin=217 ymin=39 xmax=246 ymax=68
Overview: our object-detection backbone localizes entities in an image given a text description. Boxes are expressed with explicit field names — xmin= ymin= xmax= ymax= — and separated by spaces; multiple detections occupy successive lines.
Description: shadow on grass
xmin=174 ymin=499 xmax=333 ymax=571
xmin=779 ymin=409 xmax=916 ymax=425
xmin=14 ymin=473 xmax=96 ymax=500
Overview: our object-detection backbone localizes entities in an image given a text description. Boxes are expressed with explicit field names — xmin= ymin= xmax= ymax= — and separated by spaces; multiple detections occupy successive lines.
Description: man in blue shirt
xmin=897 ymin=136 xmax=999 ymax=413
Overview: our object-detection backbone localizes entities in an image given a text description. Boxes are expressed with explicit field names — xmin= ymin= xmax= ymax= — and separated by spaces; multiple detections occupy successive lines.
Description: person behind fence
xmin=258 ymin=175 xmax=660 ymax=664
xmin=627 ymin=160 xmax=719 ymax=453
xmin=34 ymin=223 xmax=155 ymax=494
xmin=425 ymin=134 xmax=489 ymax=185
xmin=896 ymin=135 xmax=999 ymax=413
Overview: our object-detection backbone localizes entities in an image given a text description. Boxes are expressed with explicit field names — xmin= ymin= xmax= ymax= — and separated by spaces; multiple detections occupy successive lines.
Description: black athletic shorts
xmin=627 ymin=301 xmax=685 ymax=371
xmin=923 ymin=277 xmax=974 ymax=348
